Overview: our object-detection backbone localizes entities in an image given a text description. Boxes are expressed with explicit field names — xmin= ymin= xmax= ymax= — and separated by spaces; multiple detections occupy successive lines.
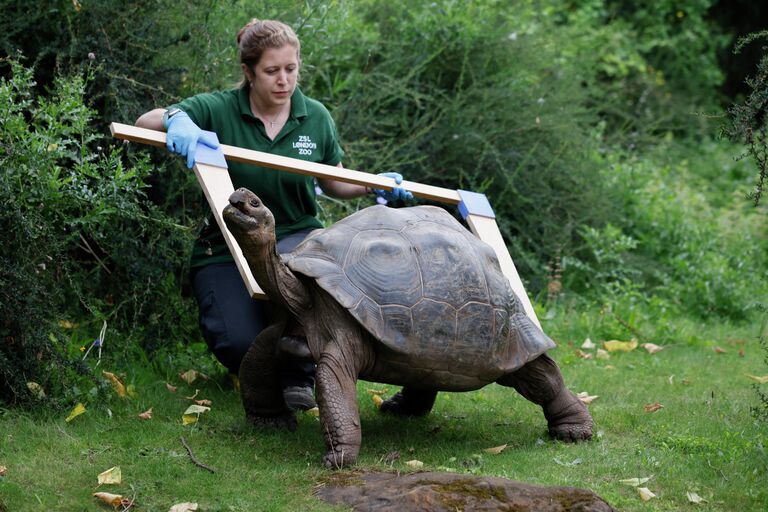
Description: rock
xmin=316 ymin=471 xmax=616 ymax=512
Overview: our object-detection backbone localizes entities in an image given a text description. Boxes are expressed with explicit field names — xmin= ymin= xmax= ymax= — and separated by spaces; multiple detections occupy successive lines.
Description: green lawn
xmin=1 ymin=312 xmax=766 ymax=511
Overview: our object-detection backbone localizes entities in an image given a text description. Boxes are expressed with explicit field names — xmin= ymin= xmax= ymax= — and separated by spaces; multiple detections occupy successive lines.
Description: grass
xmin=1 ymin=308 xmax=766 ymax=511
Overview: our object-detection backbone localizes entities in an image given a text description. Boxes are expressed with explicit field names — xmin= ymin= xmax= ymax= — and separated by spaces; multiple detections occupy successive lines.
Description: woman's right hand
xmin=165 ymin=111 xmax=220 ymax=168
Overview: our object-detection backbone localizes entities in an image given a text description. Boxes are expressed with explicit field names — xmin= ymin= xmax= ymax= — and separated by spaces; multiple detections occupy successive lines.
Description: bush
xmin=0 ymin=57 xmax=198 ymax=406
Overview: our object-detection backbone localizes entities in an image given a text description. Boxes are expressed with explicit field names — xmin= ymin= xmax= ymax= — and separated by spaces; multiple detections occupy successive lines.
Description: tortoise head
xmin=223 ymin=188 xmax=275 ymax=245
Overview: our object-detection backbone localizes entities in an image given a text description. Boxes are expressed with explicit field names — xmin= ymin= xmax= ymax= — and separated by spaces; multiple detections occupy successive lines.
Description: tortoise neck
xmin=244 ymin=237 xmax=311 ymax=315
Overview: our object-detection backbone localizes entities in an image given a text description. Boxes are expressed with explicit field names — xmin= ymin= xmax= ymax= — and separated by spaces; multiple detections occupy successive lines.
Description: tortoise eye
xmin=249 ymin=198 xmax=260 ymax=207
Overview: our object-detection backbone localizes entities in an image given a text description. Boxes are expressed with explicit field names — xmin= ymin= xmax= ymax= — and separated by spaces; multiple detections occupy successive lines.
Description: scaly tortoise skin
xmin=223 ymin=188 xmax=592 ymax=468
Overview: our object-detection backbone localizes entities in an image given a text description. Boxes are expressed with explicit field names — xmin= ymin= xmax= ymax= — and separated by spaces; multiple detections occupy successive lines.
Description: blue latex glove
xmin=165 ymin=111 xmax=219 ymax=168
xmin=373 ymin=172 xmax=413 ymax=202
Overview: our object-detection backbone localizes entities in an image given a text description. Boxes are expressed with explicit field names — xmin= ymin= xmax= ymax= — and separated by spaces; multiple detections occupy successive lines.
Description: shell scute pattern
xmin=286 ymin=205 xmax=554 ymax=372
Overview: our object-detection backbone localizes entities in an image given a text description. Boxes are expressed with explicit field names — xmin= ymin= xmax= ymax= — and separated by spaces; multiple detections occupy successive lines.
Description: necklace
xmin=250 ymin=97 xmax=289 ymax=130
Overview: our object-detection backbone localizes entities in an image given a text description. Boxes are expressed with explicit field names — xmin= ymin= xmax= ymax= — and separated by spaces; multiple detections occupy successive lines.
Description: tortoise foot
xmin=322 ymin=445 xmax=358 ymax=469
xmin=545 ymin=390 xmax=593 ymax=442
xmin=379 ymin=388 xmax=437 ymax=417
xmin=247 ymin=412 xmax=297 ymax=432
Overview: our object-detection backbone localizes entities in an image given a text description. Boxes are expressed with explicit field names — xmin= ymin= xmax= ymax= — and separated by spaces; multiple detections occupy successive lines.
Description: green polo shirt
xmin=172 ymin=86 xmax=344 ymax=268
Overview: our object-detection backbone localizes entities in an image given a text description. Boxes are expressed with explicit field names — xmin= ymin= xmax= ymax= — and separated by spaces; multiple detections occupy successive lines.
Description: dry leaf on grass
xmin=0 ymin=465 xmax=7 ymax=477
xmin=194 ymin=399 xmax=212 ymax=407
xmin=138 ymin=408 xmax=153 ymax=420
xmin=644 ymin=402 xmax=664 ymax=413
xmin=185 ymin=389 xmax=200 ymax=400
xmin=405 ymin=460 xmax=424 ymax=468
xmin=713 ymin=346 xmax=727 ymax=354
xmin=102 ymin=371 xmax=126 ymax=398
xmin=26 ymin=381 xmax=46 ymax=399
xmin=65 ymin=403 xmax=86 ymax=422
xmin=93 ymin=492 xmax=131 ymax=508
xmin=180 ymin=370 xmax=199 ymax=385
xmin=169 ymin=503 xmax=199 ymax=512
xmin=575 ymin=349 xmax=593 ymax=359
xmin=182 ymin=404 xmax=210 ymax=425
xmin=619 ymin=477 xmax=652 ymax=486
xmin=305 ymin=407 xmax=320 ymax=417
xmin=746 ymin=374 xmax=768 ymax=384
xmin=596 ymin=349 xmax=610 ymax=360
xmin=97 ymin=466 xmax=122 ymax=485
xmin=366 ymin=388 xmax=388 ymax=395
xmin=484 ymin=444 xmax=508 ymax=454
xmin=638 ymin=487 xmax=656 ymax=501
xmin=576 ymin=392 xmax=599 ymax=404
xmin=166 ymin=383 xmax=178 ymax=393
xmin=581 ymin=338 xmax=596 ymax=350
xmin=603 ymin=339 xmax=638 ymax=352
xmin=371 ymin=394 xmax=383 ymax=408
xmin=687 ymin=491 xmax=708 ymax=504
xmin=641 ymin=343 xmax=664 ymax=354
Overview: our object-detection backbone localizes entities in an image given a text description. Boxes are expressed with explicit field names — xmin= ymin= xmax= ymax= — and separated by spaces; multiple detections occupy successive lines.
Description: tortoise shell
xmin=285 ymin=205 xmax=554 ymax=375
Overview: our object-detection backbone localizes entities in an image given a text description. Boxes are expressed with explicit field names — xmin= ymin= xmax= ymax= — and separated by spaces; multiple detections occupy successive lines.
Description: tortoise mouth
xmin=223 ymin=203 xmax=260 ymax=230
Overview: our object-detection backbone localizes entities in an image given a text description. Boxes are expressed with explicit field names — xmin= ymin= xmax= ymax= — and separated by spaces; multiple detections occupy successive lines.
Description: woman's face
xmin=243 ymin=44 xmax=299 ymax=110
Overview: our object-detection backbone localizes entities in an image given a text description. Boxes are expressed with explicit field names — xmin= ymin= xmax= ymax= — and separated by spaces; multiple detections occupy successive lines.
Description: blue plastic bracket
xmin=194 ymin=130 xmax=227 ymax=168
xmin=457 ymin=189 xmax=495 ymax=219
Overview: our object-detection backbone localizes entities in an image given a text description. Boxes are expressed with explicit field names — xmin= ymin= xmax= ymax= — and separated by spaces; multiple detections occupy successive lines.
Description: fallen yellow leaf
xmin=305 ymin=407 xmax=320 ymax=417
xmin=596 ymin=349 xmax=611 ymax=360
xmin=58 ymin=319 xmax=78 ymax=329
xmin=713 ymin=346 xmax=727 ymax=354
xmin=182 ymin=404 xmax=210 ymax=425
xmin=194 ymin=399 xmax=212 ymax=407
xmin=687 ymin=491 xmax=708 ymax=504
xmin=0 ymin=465 xmax=7 ymax=477
xmin=405 ymin=460 xmax=423 ymax=468
xmin=644 ymin=402 xmax=664 ymax=413
xmin=575 ymin=349 xmax=593 ymax=359
xmin=26 ymin=381 xmax=46 ymax=399
xmin=180 ymin=369 xmax=199 ymax=385
xmin=603 ymin=339 xmax=638 ymax=352
xmin=641 ymin=343 xmax=664 ymax=354
xmin=185 ymin=389 xmax=200 ymax=400
xmin=372 ymin=394 xmax=383 ymax=409
xmin=638 ymin=487 xmax=656 ymax=501
xmin=746 ymin=374 xmax=768 ymax=384
xmin=102 ymin=371 xmax=126 ymax=398
xmin=169 ymin=503 xmax=199 ymax=512
xmin=138 ymin=408 xmax=153 ymax=420
xmin=65 ymin=403 xmax=86 ymax=422
xmin=576 ymin=392 xmax=599 ymax=405
xmin=484 ymin=444 xmax=508 ymax=454
xmin=97 ymin=466 xmax=122 ymax=485
xmin=166 ymin=383 xmax=178 ymax=393
xmin=619 ymin=477 xmax=652 ymax=486
xmin=366 ymin=388 xmax=388 ymax=395
xmin=581 ymin=338 xmax=596 ymax=350
xmin=93 ymin=491 xmax=127 ymax=508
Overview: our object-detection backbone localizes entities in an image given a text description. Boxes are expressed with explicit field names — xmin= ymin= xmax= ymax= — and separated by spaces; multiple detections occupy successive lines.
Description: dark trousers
xmin=191 ymin=230 xmax=315 ymax=388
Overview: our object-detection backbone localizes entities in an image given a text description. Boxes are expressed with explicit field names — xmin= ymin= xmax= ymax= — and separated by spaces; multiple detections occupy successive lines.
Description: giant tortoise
xmin=223 ymin=188 xmax=593 ymax=468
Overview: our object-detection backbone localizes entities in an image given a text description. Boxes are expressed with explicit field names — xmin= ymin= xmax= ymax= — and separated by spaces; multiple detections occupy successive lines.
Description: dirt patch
xmin=316 ymin=470 xmax=616 ymax=511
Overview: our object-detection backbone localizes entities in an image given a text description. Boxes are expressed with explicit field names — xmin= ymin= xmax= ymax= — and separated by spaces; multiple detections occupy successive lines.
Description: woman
xmin=136 ymin=19 xmax=410 ymax=410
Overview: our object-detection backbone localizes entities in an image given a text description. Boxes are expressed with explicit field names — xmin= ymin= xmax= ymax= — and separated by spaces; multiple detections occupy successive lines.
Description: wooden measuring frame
xmin=110 ymin=122 xmax=540 ymax=327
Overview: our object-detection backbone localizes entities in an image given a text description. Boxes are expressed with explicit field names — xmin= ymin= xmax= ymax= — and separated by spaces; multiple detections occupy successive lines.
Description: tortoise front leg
xmin=316 ymin=339 xmax=363 ymax=469
xmin=239 ymin=321 xmax=297 ymax=431
xmin=498 ymin=353 xmax=593 ymax=441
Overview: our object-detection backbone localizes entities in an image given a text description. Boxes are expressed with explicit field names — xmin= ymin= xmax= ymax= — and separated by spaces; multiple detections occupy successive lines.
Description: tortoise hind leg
xmin=380 ymin=387 xmax=437 ymax=417
xmin=497 ymin=354 xmax=593 ymax=441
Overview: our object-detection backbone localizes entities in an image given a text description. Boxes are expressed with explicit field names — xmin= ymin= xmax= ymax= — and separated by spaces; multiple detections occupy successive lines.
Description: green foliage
xmin=723 ymin=30 xmax=768 ymax=206
xmin=0 ymin=57 xmax=199 ymax=406
xmin=562 ymin=141 xmax=767 ymax=320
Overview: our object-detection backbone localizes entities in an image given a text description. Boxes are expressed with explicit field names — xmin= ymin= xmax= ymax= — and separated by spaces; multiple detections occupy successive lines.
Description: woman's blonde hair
xmin=237 ymin=19 xmax=301 ymax=87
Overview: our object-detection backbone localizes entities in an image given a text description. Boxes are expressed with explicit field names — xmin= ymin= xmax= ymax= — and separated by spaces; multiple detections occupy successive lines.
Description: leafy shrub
xmin=0 ymin=57 xmax=199 ymax=406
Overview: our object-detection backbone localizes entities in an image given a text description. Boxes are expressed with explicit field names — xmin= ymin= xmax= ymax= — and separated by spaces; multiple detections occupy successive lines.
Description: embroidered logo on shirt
xmin=293 ymin=135 xmax=317 ymax=156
